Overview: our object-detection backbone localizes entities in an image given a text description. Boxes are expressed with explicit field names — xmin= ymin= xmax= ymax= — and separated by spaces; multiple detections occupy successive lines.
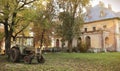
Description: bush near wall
xmin=78 ymin=43 xmax=88 ymax=52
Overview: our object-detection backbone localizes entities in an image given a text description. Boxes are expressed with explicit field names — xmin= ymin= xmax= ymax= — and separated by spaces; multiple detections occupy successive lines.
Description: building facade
xmin=53 ymin=2 xmax=120 ymax=52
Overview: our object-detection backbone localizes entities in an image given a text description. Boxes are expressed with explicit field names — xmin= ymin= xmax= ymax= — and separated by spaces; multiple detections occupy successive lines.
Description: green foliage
xmin=0 ymin=0 xmax=37 ymax=37
xmin=58 ymin=12 xmax=74 ymax=40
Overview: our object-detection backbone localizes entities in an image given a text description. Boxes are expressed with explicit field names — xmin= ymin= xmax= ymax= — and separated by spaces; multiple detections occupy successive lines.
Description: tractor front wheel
xmin=24 ymin=56 xmax=32 ymax=64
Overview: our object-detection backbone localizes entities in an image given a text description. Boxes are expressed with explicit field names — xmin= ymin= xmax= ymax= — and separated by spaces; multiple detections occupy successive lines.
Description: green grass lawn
xmin=0 ymin=52 xmax=120 ymax=71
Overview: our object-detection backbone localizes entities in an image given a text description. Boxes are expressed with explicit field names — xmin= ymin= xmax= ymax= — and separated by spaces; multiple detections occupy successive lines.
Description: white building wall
xmin=51 ymin=37 xmax=55 ymax=47
xmin=72 ymin=38 xmax=77 ymax=47
xmin=64 ymin=41 xmax=68 ymax=47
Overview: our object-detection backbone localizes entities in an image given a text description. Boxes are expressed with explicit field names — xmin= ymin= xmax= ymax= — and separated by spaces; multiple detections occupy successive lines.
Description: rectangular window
xmin=93 ymin=27 xmax=96 ymax=31
xmin=85 ymin=28 xmax=87 ymax=32
xmin=103 ymin=25 xmax=107 ymax=29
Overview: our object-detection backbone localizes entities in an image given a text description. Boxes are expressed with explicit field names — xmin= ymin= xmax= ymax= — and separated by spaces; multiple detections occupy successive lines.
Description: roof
xmin=84 ymin=2 xmax=120 ymax=23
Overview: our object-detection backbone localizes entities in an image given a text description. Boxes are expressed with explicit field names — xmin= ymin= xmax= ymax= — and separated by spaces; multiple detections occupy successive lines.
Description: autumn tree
xmin=32 ymin=0 xmax=55 ymax=49
xmin=0 ymin=0 xmax=36 ymax=56
xmin=56 ymin=0 xmax=90 ymax=52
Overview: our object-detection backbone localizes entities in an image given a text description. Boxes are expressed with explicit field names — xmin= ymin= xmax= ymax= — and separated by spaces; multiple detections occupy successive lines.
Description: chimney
xmin=108 ymin=4 xmax=112 ymax=10
xmin=99 ymin=1 xmax=104 ymax=7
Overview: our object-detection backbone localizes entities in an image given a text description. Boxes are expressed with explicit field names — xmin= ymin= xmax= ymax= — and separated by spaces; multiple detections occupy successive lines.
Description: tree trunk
xmin=68 ymin=39 xmax=72 ymax=52
xmin=4 ymin=20 xmax=12 ymax=60
xmin=5 ymin=35 xmax=11 ymax=54
xmin=40 ymin=29 xmax=45 ymax=49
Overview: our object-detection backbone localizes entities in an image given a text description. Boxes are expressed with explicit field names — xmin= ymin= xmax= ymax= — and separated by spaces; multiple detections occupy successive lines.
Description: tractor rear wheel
xmin=10 ymin=48 xmax=20 ymax=62
xmin=37 ymin=55 xmax=45 ymax=63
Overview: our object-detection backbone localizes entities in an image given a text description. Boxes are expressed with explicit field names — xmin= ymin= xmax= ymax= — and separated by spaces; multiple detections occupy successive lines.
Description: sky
xmin=91 ymin=0 xmax=120 ymax=12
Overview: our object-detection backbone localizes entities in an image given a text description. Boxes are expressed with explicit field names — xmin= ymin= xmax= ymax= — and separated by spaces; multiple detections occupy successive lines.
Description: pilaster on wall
xmin=116 ymin=20 xmax=120 ymax=51
xmin=116 ymin=36 xmax=120 ymax=51
xmin=72 ymin=38 xmax=77 ymax=47
xmin=114 ymin=19 xmax=119 ymax=51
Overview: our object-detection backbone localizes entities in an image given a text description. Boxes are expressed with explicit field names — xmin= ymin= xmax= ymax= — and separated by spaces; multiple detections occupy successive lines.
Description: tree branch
xmin=17 ymin=0 xmax=36 ymax=11
xmin=15 ymin=18 xmax=21 ymax=25
xmin=14 ymin=23 xmax=29 ymax=38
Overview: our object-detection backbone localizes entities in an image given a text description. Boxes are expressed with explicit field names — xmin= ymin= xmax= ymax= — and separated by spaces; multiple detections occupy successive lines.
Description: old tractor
xmin=10 ymin=36 xmax=45 ymax=64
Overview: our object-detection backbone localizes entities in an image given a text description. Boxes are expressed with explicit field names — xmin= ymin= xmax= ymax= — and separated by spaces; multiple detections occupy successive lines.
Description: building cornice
xmin=84 ymin=17 xmax=120 ymax=24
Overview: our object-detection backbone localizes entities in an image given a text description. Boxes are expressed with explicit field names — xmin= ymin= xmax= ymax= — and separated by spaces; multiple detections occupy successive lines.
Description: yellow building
xmin=80 ymin=17 xmax=120 ymax=52
xmin=80 ymin=2 xmax=120 ymax=52
xmin=53 ymin=2 xmax=120 ymax=52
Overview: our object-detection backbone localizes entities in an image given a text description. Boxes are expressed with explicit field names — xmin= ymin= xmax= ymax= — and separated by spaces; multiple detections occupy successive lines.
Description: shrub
xmin=78 ymin=43 xmax=88 ymax=52
xmin=72 ymin=47 xmax=80 ymax=52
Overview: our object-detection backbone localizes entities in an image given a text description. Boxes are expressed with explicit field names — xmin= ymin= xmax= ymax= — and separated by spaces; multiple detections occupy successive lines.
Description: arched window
xmin=105 ymin=37 xmax=109 ymax=47
xmin=85 ymin=36 xmax=91 ymax=48
xmin=56 ymin=39 xmax=59 ymax=47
